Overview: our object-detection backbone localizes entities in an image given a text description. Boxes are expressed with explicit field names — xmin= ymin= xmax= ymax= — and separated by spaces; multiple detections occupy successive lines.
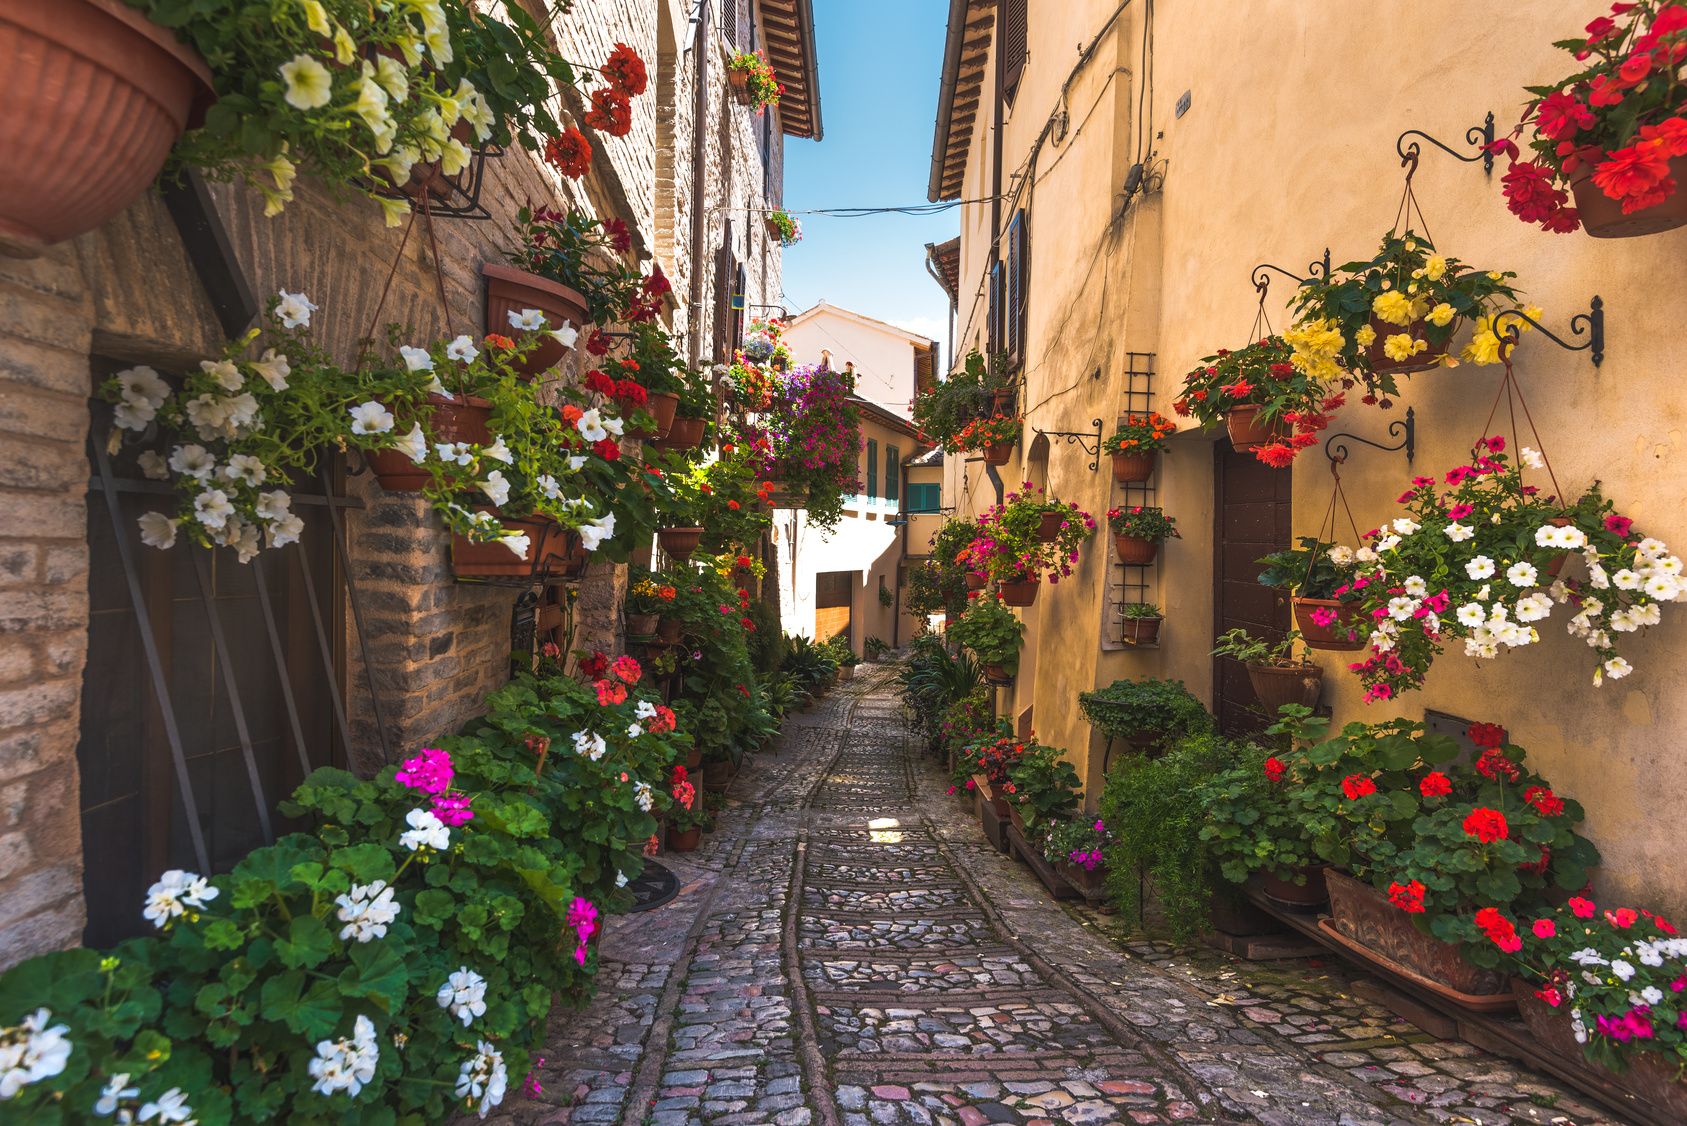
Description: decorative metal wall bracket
xmin=1396 ymin=112 xmax=1497 ymax=177
xmin=1251 ymin=248 xmax=1333 ymax=296
xmin=1033 ymin=418 xmax=1105 ymax=472
xmin=1492 ymin=297 xmax=1605 ymax=368
xmin=1325 ymin=406 xmax=1417 ymax=466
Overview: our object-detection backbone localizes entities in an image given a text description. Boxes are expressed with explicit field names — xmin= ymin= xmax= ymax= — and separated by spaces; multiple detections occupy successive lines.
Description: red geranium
xmin=603 ymin=43 xmax=648 ymax=97
xmin=611 ymin=655 xmax=642 ymax=685
xmin=614 ymin=379 xmax=649 ymax=406
xmin=592 ymin=438 xmax=621 ymax=461
xmin=1387 ymin=880 xmax=1427 ymax=914
xmin=1524 ymin=785 xmax=1565 ymax=816
xmin=544 ymin=127 xmax=592 ymax=178
xmin=1466 ymin=722 xmax=1507 ymax=748
xmin=585 ymin=87 xmax=633 ymax=137
xmin=585 ymin=369 xmax=617 ymax=396
xmin=1462 ymin=807 xmax=1509 ymax=843
xmin=1340 ymin=774 xmax=1377 ymax=800
xmin=1475 ymin=748 xmax=1521 ymax=782
xmin=1419 ymin=771 xmax=1453 ymax=798
xmin=1263 ymin=756 xmax=1285 ymax=782
xmin=1475 ymin=906 xmax=1523 ymax=953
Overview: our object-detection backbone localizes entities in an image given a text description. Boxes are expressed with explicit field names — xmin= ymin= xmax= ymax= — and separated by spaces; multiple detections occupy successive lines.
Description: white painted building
xmin=782 ymin=300 xmax=940 ymax=418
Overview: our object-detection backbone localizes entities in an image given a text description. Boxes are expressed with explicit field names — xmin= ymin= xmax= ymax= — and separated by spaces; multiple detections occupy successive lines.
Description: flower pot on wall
xmin=542 ymin=531 xmax=589 ymax=582
xmin=1120 ymin=616 xmax=1162 ymax=645
xmin=626 ymin=613 xmax=658 ymax=638
xmin=658 ymin=526 xmax=703 ymax=560
xmin=482 ymin=263 xmax=589 ymax=379
xmin=1292 ymin=597 xmax=1364 ymax=651
xmin=982 ymin=662 xmax=1014 ymax=685
xmin=1511 ymin=980 xmax=1687 ymax=1117
xmin=1035 ymin=510 xmax=1065 ymax=542
xmin=1056 ymin=860 xmax=1108 ymax=901
xmin=1224 ymin=406 xmax=1285 ymax=452
xmin=0 ymin=0 xmax=213 ymax=256
xmin=656 ymin=415 xmax=706 ymax=451
xmin=658 ymin=616 xmax=684 ymax=644
xmin=964 ymin=571 xmax=986 ymax=591
xmin=1323 ymin=869 xmax=1510 ymax=1000
xmin=643 ymin=391 xmax=680 ymax=438
xmin=1572 ymin=157 xmax=1687 ymax=239
xmin=727 ymin=68 xmax=751 ymax=104
xmin=451 ymin=514 xmax=557 ymax=580
xmin=366 ymin=394 xmax=492 ymax=491
xmin=1113 ymin=535 xmax=1159 ymax=565
xmin=1363 ymin=315 xmax=1442 ymax=376
xmin=971 ymin=774 xmax=1010 ymax=818
xmin=997 ymin=579 xmax=1038 ymax=607
xmin=981 ymin=442 xmax=1014 ymax=466
xmin=1111 ymin=450 xmax=1156 ymax=483
xmin=1244 ymin=662 xmax=1322 ymax=714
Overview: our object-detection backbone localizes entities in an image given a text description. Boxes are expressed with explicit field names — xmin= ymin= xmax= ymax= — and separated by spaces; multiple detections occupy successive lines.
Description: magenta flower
xmin=396 ymin=748 xmax=454 ymax=795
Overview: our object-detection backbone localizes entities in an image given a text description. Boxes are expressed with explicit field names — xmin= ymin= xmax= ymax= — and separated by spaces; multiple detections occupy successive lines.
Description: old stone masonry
xmin=490 ymin=667 xmax=1622 ymax=1126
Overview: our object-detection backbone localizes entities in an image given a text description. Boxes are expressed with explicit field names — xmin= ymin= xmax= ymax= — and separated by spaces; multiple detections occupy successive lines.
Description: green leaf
xmin=275 ymin=914 xmax=333 ymax=970
xmin=413 ymin=888 xmax=455 ymax=926
xmin=259 ymin=971 xmax=341 ymax=1040
xmin=331 ymin=843 xmax=397 ymax=884
xmin=340 ymin=942 xmax=409 ymax=1013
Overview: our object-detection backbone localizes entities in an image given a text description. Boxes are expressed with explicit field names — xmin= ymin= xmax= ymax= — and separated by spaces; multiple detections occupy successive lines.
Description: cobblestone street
xmin=494 ymin=668 xmax=1625 ymax=1126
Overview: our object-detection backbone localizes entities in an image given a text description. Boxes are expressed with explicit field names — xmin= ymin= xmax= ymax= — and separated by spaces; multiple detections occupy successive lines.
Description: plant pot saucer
xmin=1316 ymin=919 xmax=1516 ymax=1013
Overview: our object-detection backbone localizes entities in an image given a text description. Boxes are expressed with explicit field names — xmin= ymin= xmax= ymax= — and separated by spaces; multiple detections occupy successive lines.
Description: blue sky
xmin=778 ymin=0 xmax=956 ymax=349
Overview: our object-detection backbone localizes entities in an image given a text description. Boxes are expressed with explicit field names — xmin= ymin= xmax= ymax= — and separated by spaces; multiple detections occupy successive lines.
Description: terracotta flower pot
xmin=972 ymin=774 xmax=1010 ymax=818
xmin=982 ymin=442 xmax=1014 ymax=466
xmin=684 ymin=746 xmax=703 ymax=770
xmin=1364 ymin=315 xmax=1442 ymax=376
xmin=658 ymin=616 xmax=684 ymax=644
xmin=1511 ymin=979 xmax=1687 ymax=1117
xmin=1244 ymin=661 xmax=1322 ymax=714
xmin=666 ymin=826 xmax=701 ymax=852
xmin=997 ymin=579 xmax=1038 ymax=606
xmin=451 ymin=513 xmax=557 ymax=580
xmin=635 ymin=391 xmax=680 ymax=440
xmin=0 ymin=0 xmax=212 ymax=256
xmin=366 ymin=394 xmax=491 ymax=492
xmin=481 ymin=263 xmax=589 ymax=379
xmin=727 ymin=68 xmax=752 ymax=104
xmin=1248 ymin=865 xmax=1329 ymax=909
xmin=1120 ymin=616 xmax=1162 ymax=645
xmin=1324 ymin=869 xmax=1509 ymax=998
xmin=656 ymin=415 xmax=706 ymax=452
xmin=1111 ymin=450 xmax=1156 ymax=483
xmin=657 ymin=526 xmax=703 ymax=560
xmin=964 ymin=571 xmax=986 ymax=591
xmin=1113 ymin=534 xmax=1159 ymax=565
xmin=1224 ymin=406 xmax=1285 ymax=452
xmin=626 ymin=613 xmax=659 ymax=638
xmin=1056 ymin=860 xmax=1108 ymax=900
xmin=701 ymin=759 xmax=732 ymax=790
xmin=1035 ymin=510 xmax=1066 ymax=542
xmin=1572 ymin=156 xmax=1687 ymax=239
xmin=1006 ymin=803 xmax=1026 ymax=833
xmin=982 ymin=662 xmax=1014 ymax=685
xmin=1543 ymin=515 xmax=1575 ymax=580
xmin=1293 ymin=597 xmax=1364 ymax=651
xmin=542 ymin=530 xmax=589 ymax=582
xmin=990 ymin=388 xmax=1016 ymax=415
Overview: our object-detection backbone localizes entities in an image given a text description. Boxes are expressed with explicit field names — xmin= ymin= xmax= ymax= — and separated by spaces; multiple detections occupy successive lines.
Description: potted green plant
xmin=1174 ymin=335 xmax=1338 ymax=465
xmin=1119 ymin=602 xmax=1164 ymax=645
xmin=1287 ymin=231 xmax=1525 ymax=395
xmin=1210 ymin=628 xmax=1322 ymax=714
xmin=953 ymin=413 xmax=1021 ymax=466
xmin=1077 ymin=678 xmax=1212 ymax=754
xmin=726 ymin=49 xmax=781 ymax=109
xmin=1004 ymin=744 xmax=1081 ymax=835
xmin=665 ymin=765 xmax=705 ymax=851
xmin=1102 ymin=412 xmax=1178 ymax=482
xmin=1494 ymin=2 xmax=1687 ymax=238
xmin=1255 ymin=537 xmax=1366 ymax=650
xmin=1106 ymin=505 xmax=1178 ymax=565
xmin=764 ymin=208 xmax=802 ymax=245
xmin=1198 ymin=731 xmax=1328 ymax=909
xmin=913 ymin=349 xmax=1015 ymax=449
xmin=1041 ymin=816 xmax=1112 ymax=899
xmin=948 ymin=593 xmax=1025 ymax=682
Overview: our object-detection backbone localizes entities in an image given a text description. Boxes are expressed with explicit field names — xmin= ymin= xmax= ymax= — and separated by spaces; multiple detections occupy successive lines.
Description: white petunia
xmin=397 ymin=423 xmax=428 ymax=465
xmin=550 ymin=321 xmax=580 ymax=350
xmin=566 ymin=455 xmax=587 ymax=472
xmin=399 ymin=344 xmax=435 ymax=373
xmin=137 ymin=450 xmax=169 ymax=481
xmin=446 ymin=334 xmax=479 ymax=362
xmin=137 ymin=512 xmax=179 ymax=550
xmin=578 ymin=512 xmax=616 ymax=551
xmin=201 ymin=359 xmax=244 ymax=391
xmin=136 ymin=1086 xmax=195 ymax=1123
xmin=455 ymin=1040 xmax=508 ymax=1119
xmin=280 ymin=54 xmax=333 ymax=110
xmin=113 ymin=398 xmax=156 ymax=431
xmin=576 ymin=408 xmax=609 ymax=443
xmin=1391 ymin=518 xmax=1420 ymax=536
xmin=508 ymin=308 xmax=546 ymax=332
xmin=0 ymin=1008 xmax=73 ymax=1100
xmin=335 ymin=880 xmax=400 ymax=943
xmin=142 ymin=869 xmax=218 ymax=930
xmin=1444 ymin=522 xmax=1474 ymax=543
xmin=1386 ymin=597 xmax=1416 ymax=622
xmin=435 ymin=441 xmax=473 ymax=466
xmin=1505 ymin=561 xmax=1539 ymax=588
xmin=221 ymin=453 xmax=266 ymax=487
xmin=1612 ymin=569 xmax=1642 ymax=590
xmin=572 ymin=730 xmax=607 ymax=761
xmin=275 ymin=289 xmax=318 ymax=330
xmin=1520 ymin=446 xmax=1546 ymax=470
xmin=1637 ymin=537 xmax=1668 ymax=559
xmin=1455 ymin=602 xmax=1486 ymax=628
xmin=308 ymin=1014 xmax=379 ymax=1098
xmin=498 ymin=531 xmax=531 ymax=559
xmin=252 ymin=349 xmax=291 ymax=390
xmin=601 ymin=413 xmax=624 ymax=438
xmin=536 ymin=474 xmax=561 ymax=499
xmin=266 ymin=512 xmax=304 ymax=549
xmin=349 ymin=400 xmax=396 ymax=435
xmin=1354 ymin=546 xmax=1378 ymax=563
xmin=1403 ymin=575 xmax=1427 ymax=598
xmin=1374 ymin=533 xmax=1402 ymax=553
xmin=169 ymin=444 xmax=216 ymax=481
xmin=478 ymin=469 xmax=511 ymax=507
xmin=1632 ymin=602 xmax=1662 ymax=627
xmin=193 ymin=488 xmax=234 ymax=531
xmin=1515 ymin=592 xmax=1554 ymax=623
xmin=482 ymin=436 xmax=513 ymax=464
xmin=117 ymin=365 xmax=170 ymax=408
xmin=436 ymin=967 xmax=489 ymax=1027
xmin=1603 ymin=657 xmax=1633 ymax=680
xmin=257 ymin=489 xmax=297 ymax=526
xmin=224 ymin=392 xmax=260 ymax=433
xmin=1466 ymin=555 xmax=1496 ymax=580
xmin=1643 ymin=573 xmax=1681 ymax=601
xmin=399 ymin=808 xmax=450 ymax=852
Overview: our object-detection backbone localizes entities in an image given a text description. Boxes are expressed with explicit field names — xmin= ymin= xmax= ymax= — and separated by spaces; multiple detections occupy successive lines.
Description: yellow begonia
xmin=1371 ymin=290 xmax=1415 ymax=327
xmin=1427 ymin=302 xmax=1456 ymax=328
xmin=1354 ymin=323 xmax=1377 ymax=347
xmin=1382 ymin=334 xmax=1427 ymax=362
xmin=1425 ymin=255 xmax=1447 ymax=281
xmin=1464 ymin=330 xmax=1502 ymax=366
xmin=1285 ymin=318 xmax=1346 ymax=381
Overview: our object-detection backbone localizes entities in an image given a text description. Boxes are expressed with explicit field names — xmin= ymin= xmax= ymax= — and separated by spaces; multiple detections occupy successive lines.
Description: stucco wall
xmin=939 ymin=0 xmax=1687 ymax=914
xmin=784 ymin=304 xmax=927 ymax=416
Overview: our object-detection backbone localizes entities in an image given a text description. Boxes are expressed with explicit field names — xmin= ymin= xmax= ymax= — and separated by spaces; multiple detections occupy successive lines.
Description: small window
xmin=906 ymin=483 xmax=942 ymax=513
xmin=884 ymin=444 xmax=899 ymax=502
xmin=865 ymin=438 xmax=879 ymax=500
xmin=1001 ymin=0 xmax=1028 ymax=106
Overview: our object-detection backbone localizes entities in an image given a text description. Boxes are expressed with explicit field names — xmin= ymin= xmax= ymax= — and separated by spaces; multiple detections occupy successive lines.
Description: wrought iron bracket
xmin=1033 ymin=418 xmax=1105 ymax=472
xmin=1396 ymin=112 xmax=1497 ymax=177
xmin=1325 ymin=406 xmax=1417 ymax=467
xmin=1492 ymin=297 xmax=1605 ymax=368
xmin=1251 ymin=248 xmax=1333 ymax=297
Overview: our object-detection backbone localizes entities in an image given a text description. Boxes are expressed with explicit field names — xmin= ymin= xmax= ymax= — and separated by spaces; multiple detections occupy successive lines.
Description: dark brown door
xmin=1212 ymin=439 xmax=1292 ymax=734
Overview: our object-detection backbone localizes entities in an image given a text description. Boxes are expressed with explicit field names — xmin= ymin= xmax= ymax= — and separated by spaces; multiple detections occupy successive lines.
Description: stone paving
xmin=486 ymin=666 xmax=1630 ymax=1126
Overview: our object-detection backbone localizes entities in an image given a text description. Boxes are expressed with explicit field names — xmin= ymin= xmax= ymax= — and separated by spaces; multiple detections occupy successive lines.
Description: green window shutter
xmin=908 ymin=483 xmax=941 ymax=512
xmin=865 ymin=438 xmax=878 ymax=499
xmin=885 ymin=444 xmax=899 ymax=501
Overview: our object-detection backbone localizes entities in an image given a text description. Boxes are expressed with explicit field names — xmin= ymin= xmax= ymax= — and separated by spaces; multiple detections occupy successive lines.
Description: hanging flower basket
xmin=997 ymin=579 xmax=1038 ymax=606
xmin=1112 ymin=450 xmax=1156 ymax=483
xmin=0 ymin=0 xmax=213 ymax=256
xmin=1244 ymin=661 xmax=1322 ymax=713
xmin=451 ymin=513 xmax=559 ymax=580
xmin=1571 ymin=156 xmax=1687 ymax=238
xmin=1224 ymin=405 xmax=1286 ymax=452
xmin=657 ymin=526 xmax=703 ymax=560
xmin=726 ymin=68 xmax=751 ymax=104
xmin=1120 ymin=614 xmax=1162 ymax=645
xmin=1322 ymin=869 xmax=1511 ymax=1002
xmin=964 ymin=571 xmax=986 ymax=591
xmin=982 ymin=661 xmax=1015 ymax=685
xmin=626 ymin=612 xmax=658 ymax=638
xmin=1113 ymin=534 xmax=1159 ymax=565
xmin=981 ymin=441 xmax=1014 ymax=466
xmin=366 ymin=394 xmax=491 ymax=491
xmin=1035 ymin=510 xmax=1066 ymax=542
xmin=1361 ymin=315 xmax=1441 ymax=376
xmin=656 ymin=415 xmax=706 ymax=451
xmin=481 ymin=263 xmax=589 ymax=380
xmin=1292 ymin=597 xmax=1365 ymax=651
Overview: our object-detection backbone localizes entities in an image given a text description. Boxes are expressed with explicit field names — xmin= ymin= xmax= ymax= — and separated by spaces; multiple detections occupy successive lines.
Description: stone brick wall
xmin=0 ymin=2 xmax=796 ymax=968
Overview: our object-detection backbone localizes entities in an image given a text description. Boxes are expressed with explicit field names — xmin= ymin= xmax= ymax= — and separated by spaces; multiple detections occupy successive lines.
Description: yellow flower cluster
xmin=1284 ymin=318 xmax=1346 ymax=381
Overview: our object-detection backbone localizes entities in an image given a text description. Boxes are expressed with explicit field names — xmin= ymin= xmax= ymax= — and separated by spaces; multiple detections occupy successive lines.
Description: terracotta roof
xmin=925 ymin=237 xmax=961 ymax=304
xmin=849 ymin=394 xmax=926 ymax=442
xmin=789 ymin=300 xmax=934 ymax=344
xmin=928 ymin=0 xmax=996 ymax=201
xmin=760 ymin=0 xmax=822 ymax=140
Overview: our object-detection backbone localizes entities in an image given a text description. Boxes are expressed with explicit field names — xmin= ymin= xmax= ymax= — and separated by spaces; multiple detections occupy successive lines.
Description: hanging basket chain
xmin=362 ymin=192 xmax=465 ymax=395
xmin=1301 ymin=454 xmax=1366 ymax=590
xmin=1475 ymin=347 xmax=1569 ymax=513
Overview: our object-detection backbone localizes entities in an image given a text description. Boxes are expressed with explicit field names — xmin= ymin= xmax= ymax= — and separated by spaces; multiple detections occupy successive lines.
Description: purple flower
xmin=396 ymin=747 xmax=454 ymax=795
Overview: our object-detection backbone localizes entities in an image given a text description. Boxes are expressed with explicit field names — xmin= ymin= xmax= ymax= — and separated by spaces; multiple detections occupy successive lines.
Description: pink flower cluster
xmin=566 ymin=896 xmax=599 ymax=966
xmin=396 ymin=747 xmax=476 ymax=827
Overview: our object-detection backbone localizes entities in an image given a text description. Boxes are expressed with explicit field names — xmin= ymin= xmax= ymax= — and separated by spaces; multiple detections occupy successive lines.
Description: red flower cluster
xmin=647 ymin=705 xmax=677 ymax=735
xmin=1467 ymin=722 xmax=1507 ymax=748
xmin=592 ymin=437 xmax=621 ymax=461
xmin=544 ymin=127 xmax=592 ymax=179
xmin=1263 ymin=756 xmax=1286 ymax=783
xmin=1524 ymin=785 xmax=1565 ymax=816
xmin=483 ymin=333 xmax=515 ymax=351
xmin=1475 ymin=748 xmax=1521 ymax=782
xmin=1388 ymin=879 xmax=1427 ymax=914
xmin=615 ymin=379 xmax=648 ymax=407
xmin=610 ymin=655 xmax=642 ymax=685
xmin=585 ymin=87 xmax=633 ymax=137
xmin=1418 ymin=771 xmax=1453 ymax=797
xmin=1462 ymin=807 xmax=1510 ymax=843
xmin=1475 ymin=906 xmax=1523 ymax=953
xmin=1340 ymin=774 xmax=1377 ymax=800
xmin=580 ymin=650 xmax=610 ymax=678
xmin=585 ymin=369 xmax=616 ymax=396
xmin=594 ymin=679 xmax=628 ymax=706
xmin=603 ymin=43 xmax=648 ymax=97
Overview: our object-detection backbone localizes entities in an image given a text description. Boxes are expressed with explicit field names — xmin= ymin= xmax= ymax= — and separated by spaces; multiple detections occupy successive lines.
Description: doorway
xmin=1212 ymin=439 xmax=1292 ymax=734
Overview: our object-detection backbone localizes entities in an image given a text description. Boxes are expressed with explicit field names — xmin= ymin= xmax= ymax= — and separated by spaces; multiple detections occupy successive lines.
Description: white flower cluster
xmin=633 ymin=781 xmax=654 ymax=812
xmin=0 ymin=1008 xmax=71 ymax=1100
xmin=399 ymin=808 xmax=451 ymax=852
xmin=309 ymin=1014 xmax=379 ymax=1098
xmin=436 ymin=967 xmax=488 ymax=1027
xmin=1568 ymin=534 xmax=1684 ymax=684
xmin=91 ymin=1074 xmax=195 ymax=1123
xmin=455 ymin=1040 xmax=508 ymax=1119
xmin=142 ymin=870 xmax=218 ymax=931
xmin=335 ymin=880 xmax=400 ymax=943
xmin=111 ymin=365 xmax=171 ymax=432
xmin=572 ymin=731 xmax=607 ymax=761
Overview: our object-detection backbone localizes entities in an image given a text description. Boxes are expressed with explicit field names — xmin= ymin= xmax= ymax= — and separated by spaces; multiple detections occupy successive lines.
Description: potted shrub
xmin=1288 ymin=232 xmax=1526 ymax=395
xmin=1494 ymin=2 xmax=1687 ymax=238
xmin=1119 ymin=602 xmax=1164 ymax=645
xmin=1174 ymin=336 xmax=1339 ymax=466
xmin=764 ymin=208 xmax=802 ymax=246
xmin=953 ymin=413 xmax=1021 ymax=466
xmin=1210 ymin=629 xmax=1322 ymax=714
xmin=626 ymin=573 xmax=676 ymax=637
xmin=1004 ymin=743 xmax=1081 ymax=835
xmin=1345 ymin=441 xmax=1682 ymax=704
xmin=1041 ymin=816 xmax=1112 ymax=899
xmin=1198 ymin=733 xmax=1328 ymax=909
xmin=1103 ymin=412 xmax=1177 ymax=482
xmin=665 ymin=766 xmax=705 ymax=851
xmin=948 ymin=593 xmax=1025 ymax=683
xmin=1107 ymin=505 xmax=1178 ymax=565
xmin=954 ymin=728 xmax=1026 ymax=818
xmin=1077 ymin=677 xmax=1212 ymax=755
xmin=726 ymin=49 xmax=782 ymax=109
xmin=1255 ymin=537 xmax=1367 ymax=651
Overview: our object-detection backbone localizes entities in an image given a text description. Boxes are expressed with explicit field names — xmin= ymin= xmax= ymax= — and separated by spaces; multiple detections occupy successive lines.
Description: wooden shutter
xmin=865 ymin=438 xmax=879 ymax=499
xmin=1001 ymin=0 xmax=1028 ymax=106
xmin=1006 ymin=209 xmax=1028 ymax=371
xmin=987 ymin=259 xmax=1003 ymax=360
xmin=722 ymin=0 xmax=739 ymax=48
xmin=885 ymin=444 xmax=899 ymax=501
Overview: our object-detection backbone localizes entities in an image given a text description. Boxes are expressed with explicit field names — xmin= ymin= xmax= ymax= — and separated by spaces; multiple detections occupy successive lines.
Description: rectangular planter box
xmin=1324 ymin=869 xmax=1509 ymax=999
xmin=977 ymin=793 xmax=1010 ymax=853
xmin=1007 ymin=823 xmax=1079 ymax=900
xmin=1513 ymin=981 xmax=1687 ymax=1121
xmin=1055 ymin=859 xmax=1109 ymax=903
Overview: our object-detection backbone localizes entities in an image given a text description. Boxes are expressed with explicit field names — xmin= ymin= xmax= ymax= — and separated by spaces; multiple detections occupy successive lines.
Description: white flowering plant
xmin=1287 ymin=231 xmax=1528 ymax=401
xmin=1346 ymin=439 xmax=1684 ymax=701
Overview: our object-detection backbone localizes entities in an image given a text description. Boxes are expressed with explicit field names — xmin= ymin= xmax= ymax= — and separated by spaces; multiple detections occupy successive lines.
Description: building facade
xmin=928 ymin=0 xmax=1687 ymax=916
xmin=0 ymin=0 xmax=819 ymax=967
xmin=782 ymin=299 xmax=941 ymax=417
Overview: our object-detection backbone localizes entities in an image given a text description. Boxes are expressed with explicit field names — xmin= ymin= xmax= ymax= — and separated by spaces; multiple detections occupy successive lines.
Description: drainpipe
xmin=687 ymin=0 xmax=711 ymax=367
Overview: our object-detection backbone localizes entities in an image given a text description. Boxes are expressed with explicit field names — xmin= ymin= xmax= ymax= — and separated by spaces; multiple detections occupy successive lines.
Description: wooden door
xmin=1212 ymin=439 xmax=1293 ymax=735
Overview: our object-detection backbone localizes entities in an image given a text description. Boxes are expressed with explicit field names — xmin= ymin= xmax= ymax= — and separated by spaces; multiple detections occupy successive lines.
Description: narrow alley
xmin=503 ymin=668 xmax=1616 ymax=1126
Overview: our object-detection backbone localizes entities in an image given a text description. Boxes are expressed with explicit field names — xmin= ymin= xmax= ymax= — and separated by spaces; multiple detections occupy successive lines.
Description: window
xmin=884 ymin=444 xmax=899 ymax=502
xmin=986 ymin=259 xmax=1003 ymax=359
xmin=906 ymin=483 xmax=942 ymax=512
xmin=864 ymin=438 xmax=879 ymax=500
xmin=1001 ymin=0 xmax=1028 ymax=106
xmin=1004 ymin=209 xmax=1029 ymax=370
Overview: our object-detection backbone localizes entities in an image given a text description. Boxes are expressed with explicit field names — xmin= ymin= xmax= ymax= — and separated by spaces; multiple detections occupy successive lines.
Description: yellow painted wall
xmin=940 ymin=0 xmax=1687 ymax=914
